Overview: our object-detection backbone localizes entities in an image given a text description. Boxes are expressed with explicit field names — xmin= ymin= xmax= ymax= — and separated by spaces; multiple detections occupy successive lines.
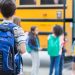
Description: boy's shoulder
xmin=0 ymin=22 xmax=17 ymax=29
xmin=0 ymin=21 xmax=17 ymax=27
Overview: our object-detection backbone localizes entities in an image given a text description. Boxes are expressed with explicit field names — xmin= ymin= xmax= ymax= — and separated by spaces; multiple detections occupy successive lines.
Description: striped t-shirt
xmin=2 ymin=20 xmax=25 ymax=50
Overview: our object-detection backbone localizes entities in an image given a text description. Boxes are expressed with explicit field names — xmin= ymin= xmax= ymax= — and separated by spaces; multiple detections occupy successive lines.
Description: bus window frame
xmin=17 ymin=5 xmax=67 ymax=9
xmin=17 ymin=0 xmax=67 ymax=8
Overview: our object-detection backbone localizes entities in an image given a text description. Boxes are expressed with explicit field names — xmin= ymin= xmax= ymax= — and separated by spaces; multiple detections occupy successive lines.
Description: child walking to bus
xmin=47 ymin=25 xmax=63 ymax=75
xmin=72 ymin=41 xmax=75 ymax=75
xmin=13 ymin=17 xmax=24 ymax=75
xmin=27 ymin=26 xmax=42 ymax=75
xmin=59 ymin=33 xmax=67 ymax=75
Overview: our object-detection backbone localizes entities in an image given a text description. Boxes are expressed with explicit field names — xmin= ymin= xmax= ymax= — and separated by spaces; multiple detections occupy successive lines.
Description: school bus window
xmin=41 ymin=0 xmax=64 ymax=5
xmin=20 ymin=0 xmax=36 ymax=5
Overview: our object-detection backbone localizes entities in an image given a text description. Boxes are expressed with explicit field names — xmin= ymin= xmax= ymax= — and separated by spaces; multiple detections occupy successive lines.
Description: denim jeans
xmin=59 ymin=53 xmax=65 ymax=75
xmin=59 ymin=47 xmax=66 ymax=75
xmin=49 ymin=56 xmax=61 ymax=75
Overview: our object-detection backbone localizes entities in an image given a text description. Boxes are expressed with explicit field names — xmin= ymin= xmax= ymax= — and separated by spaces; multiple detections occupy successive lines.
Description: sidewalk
xmin=23 ymin=62 xmax=72 ymax=75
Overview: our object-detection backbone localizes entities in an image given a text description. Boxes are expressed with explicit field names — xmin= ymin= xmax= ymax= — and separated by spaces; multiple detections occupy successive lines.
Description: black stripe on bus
xmin=17 ymin=6 xmax=67 ymax=9
xmin=0 ymin=18 xmax=72 ymax=22
xmin=39 ymin=32 xmax=52 ymax=35
xmin=21 ymin=18 xmax=73 ymax=22
xmin=39 ymin=32 xmax=67 ymax=35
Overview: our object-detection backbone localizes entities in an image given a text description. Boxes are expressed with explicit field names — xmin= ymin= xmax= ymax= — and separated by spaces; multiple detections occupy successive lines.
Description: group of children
xmin=13 ymin=17 xmax=65 ymax=75
xmin=0 ymin=0 xmax=75 ymax=75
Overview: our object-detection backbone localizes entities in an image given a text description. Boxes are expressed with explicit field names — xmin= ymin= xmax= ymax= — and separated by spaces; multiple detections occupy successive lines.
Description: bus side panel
xmin=21 ymin=22 xmax=72 ymax=55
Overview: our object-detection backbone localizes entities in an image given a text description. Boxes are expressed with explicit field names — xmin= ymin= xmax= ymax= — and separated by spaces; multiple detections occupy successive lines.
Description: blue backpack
xmin=15 ymin=52 xmax=23 ymax=74
xmin=0 ymin=23 xmax=23 ymax=74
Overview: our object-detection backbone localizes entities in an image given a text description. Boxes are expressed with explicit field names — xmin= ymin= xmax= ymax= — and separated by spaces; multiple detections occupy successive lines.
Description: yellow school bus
xmin=0 ymin=0 xmax=73 ymax=55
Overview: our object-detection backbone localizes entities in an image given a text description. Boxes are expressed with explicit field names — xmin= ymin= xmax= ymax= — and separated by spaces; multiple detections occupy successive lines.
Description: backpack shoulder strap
xmin=7 ymin=23 xmax=17 ymax=33
xmin=0 ymin=23 xmax=17 ymax=33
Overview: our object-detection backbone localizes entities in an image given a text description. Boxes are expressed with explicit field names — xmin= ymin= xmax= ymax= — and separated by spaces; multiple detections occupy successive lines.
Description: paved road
xmin=22 ymin=62 xmax=72 ymax=75
xmin=22 ymin=52 xmax=72 ymax=75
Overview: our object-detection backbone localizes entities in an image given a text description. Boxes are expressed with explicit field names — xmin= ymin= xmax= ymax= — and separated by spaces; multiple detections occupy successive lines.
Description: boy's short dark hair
xmin=0 ymin=0 xmax=3 ymax=9
xmin=31 ymin=26 xmax=37 ymax=32
xmin=1 ymin=0 xmax=16 ymax=18
xmin=53 ymin=25 xmax=63 ymax=37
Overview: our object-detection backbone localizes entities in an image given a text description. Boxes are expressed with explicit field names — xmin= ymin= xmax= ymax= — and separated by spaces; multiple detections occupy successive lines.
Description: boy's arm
xmin=13 ymin=26 xmax=26 ymax=54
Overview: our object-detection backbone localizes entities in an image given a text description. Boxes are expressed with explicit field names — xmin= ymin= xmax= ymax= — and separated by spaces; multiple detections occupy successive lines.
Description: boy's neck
xmin=4 ymin=17 xmax=13 ymax=21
